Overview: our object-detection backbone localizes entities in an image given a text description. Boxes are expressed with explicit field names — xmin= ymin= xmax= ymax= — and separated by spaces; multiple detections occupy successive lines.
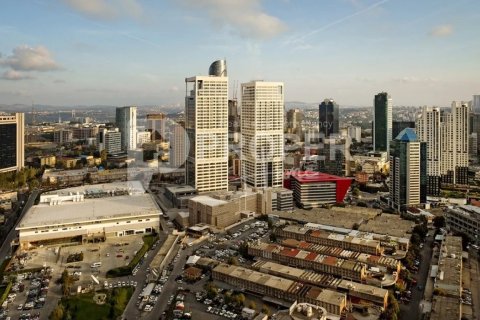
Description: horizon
xmin=0 ymin=1 xmax=479 ymax=107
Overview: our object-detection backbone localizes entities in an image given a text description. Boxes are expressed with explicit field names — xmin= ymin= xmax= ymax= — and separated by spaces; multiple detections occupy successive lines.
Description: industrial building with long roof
xmin=16 ymin=181 xmax=161 ymax=249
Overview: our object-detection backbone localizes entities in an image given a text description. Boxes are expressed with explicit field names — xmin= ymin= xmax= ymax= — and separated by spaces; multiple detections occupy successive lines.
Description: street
xmin=399 ymin=230 xmax=434 ymax=320
xmin=0 ymin=190 xmax=39 ymax=261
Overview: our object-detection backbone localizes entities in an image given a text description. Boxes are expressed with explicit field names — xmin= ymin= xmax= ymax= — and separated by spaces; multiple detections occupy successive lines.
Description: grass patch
xmin=50 ymin=287 xmax=133 ymax=320
xmin=0 ymin=257 xmax=12 ymax=278
xmin=0 ymin=282 xmax=12 ymax=306
xmin=106 ymin=234 xmax=158 ymax=278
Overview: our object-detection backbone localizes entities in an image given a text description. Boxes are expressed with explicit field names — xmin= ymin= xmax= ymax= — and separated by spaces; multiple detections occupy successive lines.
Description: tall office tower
xmin=97 ymin=128 xmax=122 ymax=154
xmin=241 ymin=81 xmax=284 ymax=188
xmin=317 ymin=138 xmax=347 ymax=176
xmin=318 ymin=99 xmax=339 ymax=139
xmin=286 ymin=108 xmax=304 ymax=136
xmin=228 ymin=99 xmax=240 ymax=144
xmin=185 ymin=60 xmax=229 ymax=192
xmin=392 ymin=121 xmax=415 ymax=139
xmin=146 ymin=113 xmax=166 ymax=141
xmin=0 ymin=113 xmax=24 ymax=173
xmin=416 ymin=107 xmax=441 ymax=195
xmin=473 ymin=95 xmax=480 ymax=114
xmin=136 ymin=131 xmax=151 ymax=147
xmin=170 ymin=122 xmax=186 ymax=168
xmin=389 ymin=128 xmax=427 ymax=212
xmin=373 ymin=92 xmax=392 ymax=153
xmin=441 ymin=101 xmax=469 ymax=185
xmin=115 ymin=106 xmax=137 ymax=151
xmin=470 ymin=113 xmax=480 ymax=156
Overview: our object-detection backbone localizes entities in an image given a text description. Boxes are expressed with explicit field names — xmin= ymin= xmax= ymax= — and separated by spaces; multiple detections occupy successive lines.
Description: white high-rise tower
xmin=185 ymin=60 xmax=229 ymax=192
xmin=115 ymin=106 xmax=137 ymax=151
xmin=241 ymin=81 xmax=284 ymax=188
xmin=416 ymin=106 xmax=441 ymax=195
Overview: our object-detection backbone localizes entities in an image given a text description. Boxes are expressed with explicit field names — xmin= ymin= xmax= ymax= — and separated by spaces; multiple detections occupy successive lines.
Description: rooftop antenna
xmin=72 ymin=109 xmax=76 ymax=119
xmin=58 ymin=111 xmax=61 ymax=123
xmin=232 ymin=80 xmax=238 ymax=100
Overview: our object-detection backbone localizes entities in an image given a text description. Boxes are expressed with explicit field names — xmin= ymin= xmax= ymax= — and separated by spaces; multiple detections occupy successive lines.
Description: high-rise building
xmin=185 ymin=60 xmax=229 ymax=192
xmin=146 ymin=113 xmax=166 ymax=141
xmin=97 ymin=128 xmax=122 ymax=154
xmin=228 ymin=99 xmax=240 ymax=144
xmin=318 ymin=99 xmax=339 ymax=139
xmin=53 ymin=129 xmax=73 ymax=144
xmin=347 ymin=126 xmax=361 ymax=142
xmin=392 ymin=121 xmax=415 ymax=139
xmin=136 ymin=131 xmax=151 ymax=147
xmin=416 ymin=107 xmax=441 ymax=195
xmin=389 ymin=128 xmax=427 ymax=211
xmin=473 ymin=95 xmax=480 ymax=114
xmin=115 ymin=106 xmax=137 ymax=151
xmin=373 ymin=92 xmax=392 ymax=153
xmin=317 ymin=137 xmax=349 ymax=177
xmin=441 ymin=101 xmax=469 ymax=185
xmin=0 ymin=113 xmax=24 ymax=173
xmin=286 ymin=108 xmax=304 ymax=137
xmin=170 ymin=122 xmax=186 ymax=168
xmin=241 ymin=81 xmax=284 ymax=188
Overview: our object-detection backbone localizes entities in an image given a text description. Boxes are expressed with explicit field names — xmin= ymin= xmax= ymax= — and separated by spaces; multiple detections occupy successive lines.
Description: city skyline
xmin=0 ymin=0 xmax=479 ymax=107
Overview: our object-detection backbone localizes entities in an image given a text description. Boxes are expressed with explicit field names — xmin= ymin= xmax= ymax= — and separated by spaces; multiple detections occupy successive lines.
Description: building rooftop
xmin=287 ymin=171 xmax=352 ymax=184
xmin=430 ymin=296 xmax=461 ymax=320
xmin=190 ymin=195 xmax=228 ymax=207
xmin=434 ymin=236 xmax=463 ymax=297
xmin=165 ymin=185 xmax=197 ymax=194
xmin=17 ymin=182 xmax=160 ymax=229
xmin=395 ymin=128 xmax=418 ymax=142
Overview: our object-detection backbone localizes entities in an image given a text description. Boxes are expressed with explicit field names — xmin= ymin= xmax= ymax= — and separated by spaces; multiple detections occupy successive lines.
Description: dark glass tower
xmin=373 ymin=92 xmax=392 ymax=153
xmin=318 ymin=99 xmax=339 ymax=139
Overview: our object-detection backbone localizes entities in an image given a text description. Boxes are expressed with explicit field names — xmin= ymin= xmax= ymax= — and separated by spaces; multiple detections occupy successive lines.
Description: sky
xmin=0 ymin=0 xmax=479 ymax=107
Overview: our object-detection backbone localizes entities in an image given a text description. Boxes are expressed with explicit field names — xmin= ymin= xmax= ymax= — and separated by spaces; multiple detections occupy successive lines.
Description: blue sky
xmin=0 ymin=0 xmax=478 ymax=107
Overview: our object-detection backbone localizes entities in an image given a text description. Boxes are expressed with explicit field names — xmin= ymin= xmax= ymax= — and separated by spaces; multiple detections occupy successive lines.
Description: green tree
xmin=50 ymin=304 xmax=65 ymax=320
xmin=261 ymin=304 xmax=271 ymax=315
xmin=352 ymin=187 xmax=360 ymax=197
xmin=247 ymin=300 xmax=256 ymax=310
xmin=60 ymin=269 xmax=73 ymax=296
xmin=227 ymin=257 xmax=239 ymax=266
xmin=233 ymin=293 xmax=245 ymax=306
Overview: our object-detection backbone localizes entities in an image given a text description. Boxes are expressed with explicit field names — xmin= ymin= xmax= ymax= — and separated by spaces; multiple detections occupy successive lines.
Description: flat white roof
xmin=18 ymin=193 xmax=160 ymax=229
xmin=190 ymin=195 xmax=228 ymax=207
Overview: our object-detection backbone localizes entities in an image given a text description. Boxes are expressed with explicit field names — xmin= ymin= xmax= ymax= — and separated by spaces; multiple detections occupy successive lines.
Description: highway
xmin=0 ymin=190 xmax=40 ymax=261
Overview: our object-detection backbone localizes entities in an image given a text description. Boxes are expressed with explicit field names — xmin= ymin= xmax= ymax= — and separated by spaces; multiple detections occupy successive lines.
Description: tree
xmin=433 ymin=216 xmax=446 ymax=229
xmin=50 ymin=305 xmax=65 ymax=320
xmin=227 ymin=257 xmax=239 ymax=266
xmin=60 ymin=269 xmax=73 ymax=296
xmin=233 ymin=293 xmax=245 ymax=306
xmin=205 ymin=282 xmax=218 ymax=299
xmin=352 ymin=187 xmax=360 ymax=197
xmin=247 ymin=300 xmax=256 ymax=310
xmin=261 ymin=304 xmax=271 ymax=315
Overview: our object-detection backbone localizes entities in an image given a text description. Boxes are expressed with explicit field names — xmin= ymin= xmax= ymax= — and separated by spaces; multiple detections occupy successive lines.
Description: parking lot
xmin=1 ymin=235 xmax=146 ymax=320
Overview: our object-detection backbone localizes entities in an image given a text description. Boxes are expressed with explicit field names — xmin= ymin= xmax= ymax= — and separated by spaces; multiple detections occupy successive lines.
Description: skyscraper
xmin=115 ymin=106 xmax=137 ymax=151
xmin=146 ymin=113 xmax=166 ymax=141
xmin=416 ymin=107 xmax=441 ymax=195
xmin=170 ymin=122 xmax=186 ymax=168
xmin=318 ymin=99 xmax=339 ymax=139
xmin=392 ymin=121 xmax=415 ymax=139
xmin=286 ymin=108 xmax=304 ymax=136
xmin=185 ymin=60 xmax=229 ymax=192
xmin=373 ymin=92 xmax=392 ymax=153
xmin=228 ymin=99 xmax=240 ymax=144
xmin=97 ymin=128 xmax=122 ymax=154
xmin=473 ymin=95 xmax=480 ymax=114
xmin=441 ymin=101 xmax=469 ymax=185
xmin=389 ymin=128 xmax=427 ymax=211
xmin=0 ymin=113 xmax=24 ymax=173
xmin=241 ymin=81 xmax=284 ymax=188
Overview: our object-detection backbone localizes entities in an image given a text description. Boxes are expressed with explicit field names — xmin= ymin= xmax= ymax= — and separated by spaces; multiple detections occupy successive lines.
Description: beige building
xmin=212 ymin=263 xmax=347 ymax=316
xmin=185 ymin=62 xmax=229 ymax=193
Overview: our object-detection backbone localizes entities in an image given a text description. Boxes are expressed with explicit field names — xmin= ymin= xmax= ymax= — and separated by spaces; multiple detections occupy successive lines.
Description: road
xmin=399 ymin=230 xmax=434 ymax=320
xmin=0 ymin=190 xmax=40 ymax=261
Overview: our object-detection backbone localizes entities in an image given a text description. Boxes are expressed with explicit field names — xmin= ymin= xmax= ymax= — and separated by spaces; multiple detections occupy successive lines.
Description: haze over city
xmin=1 ymin=0 xmax=479 ymax=107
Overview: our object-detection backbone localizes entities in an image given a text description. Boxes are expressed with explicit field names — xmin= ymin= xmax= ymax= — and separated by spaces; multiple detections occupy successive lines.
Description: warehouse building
xmin=16 ymin=181 xmax=161 ymax=249
xmin=212 ymin=263 xmax=347 ymax=316
xmin=252 ymin=260 xmax=388 ymax=309
xmin=248 ymin=242 xmax=366 ymax=282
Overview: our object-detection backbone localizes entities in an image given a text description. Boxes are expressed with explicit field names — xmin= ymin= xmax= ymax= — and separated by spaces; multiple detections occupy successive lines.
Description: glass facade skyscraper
xmin=0 ymin=113 xmax=24 ymax=173
xmin=373 ymin=92 xmax=392 ymax=153
xmin=318 ymin=99 xmax=339 ymax=139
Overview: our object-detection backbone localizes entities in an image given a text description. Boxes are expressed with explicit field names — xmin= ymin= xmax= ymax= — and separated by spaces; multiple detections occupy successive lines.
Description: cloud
xmin=53 ymin=79 xmax=66 ymax=84
xmin=61 ymin=0 xmax=143 ymax=20
xmin=0 ymin=45 xmax=60 ymax=71
xmin=393 ymin=76 xmax=439 ymax=84
xmin=169 ymin=86 xmax=179 ymax=92
xmin=1 ymin=70 xmax=35 ymax=81
xmin=179 ymin=0 xmax=287 ymax=39
xmin=429 ymin=24 xmax=453 ymax=37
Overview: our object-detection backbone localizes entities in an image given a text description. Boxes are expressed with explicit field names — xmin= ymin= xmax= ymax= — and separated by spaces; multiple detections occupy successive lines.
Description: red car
xmin=116 ymin=254 xmax=123 ymax=258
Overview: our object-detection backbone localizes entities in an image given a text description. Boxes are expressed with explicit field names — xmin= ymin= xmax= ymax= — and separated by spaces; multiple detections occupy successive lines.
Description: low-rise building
xmin=212 ymin=263 xmax=347 ymax=316
xmin=445 ymin=205 xmax=480 ymax=246
xmin=433 ymin=236 xmax=462 ymax=298
xmin=165 ymin=185 xmax=197 ymax=209
xmin=253 ymin=260 xmax=388 ymax=309
xmin=16 ymin=181 xmax=161 ymax=249
xmin=285 ymin=171 xmax=352 ymax=208
xmin=272 ymin=301 xmax=328 ymax=320
xmin=248 ymin=242 xmax=366 ymax=282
